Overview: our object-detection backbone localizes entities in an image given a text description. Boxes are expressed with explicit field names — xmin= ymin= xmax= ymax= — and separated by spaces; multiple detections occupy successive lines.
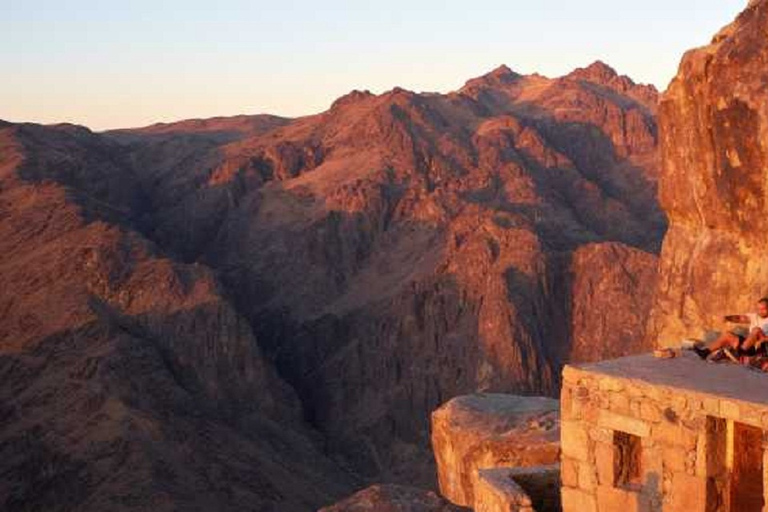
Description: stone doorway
xmin=706 ymin=417 xmax=764 ymax=512
xmin=731 ymin=422 xmax=764 ymax=512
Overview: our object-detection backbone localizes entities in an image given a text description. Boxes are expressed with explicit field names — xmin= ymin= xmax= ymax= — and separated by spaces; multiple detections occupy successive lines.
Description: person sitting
xmin=694 ymin=297 xmax=768 ymax=360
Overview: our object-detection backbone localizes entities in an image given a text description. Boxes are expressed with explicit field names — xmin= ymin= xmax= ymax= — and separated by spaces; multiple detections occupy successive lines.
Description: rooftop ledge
xmin=563 ymin=351 xmax=768 ymax=408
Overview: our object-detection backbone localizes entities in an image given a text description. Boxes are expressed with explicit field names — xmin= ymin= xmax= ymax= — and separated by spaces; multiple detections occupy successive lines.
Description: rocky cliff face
xmin=569 ymin=243 xmax=659 ymax=363
xmin=648 ymin=0 xmax=768 ymax=346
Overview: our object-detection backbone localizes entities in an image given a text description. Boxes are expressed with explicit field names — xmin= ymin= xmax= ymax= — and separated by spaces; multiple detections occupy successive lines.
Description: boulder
xmin=431 ymin=394 xmax=560 ymax=507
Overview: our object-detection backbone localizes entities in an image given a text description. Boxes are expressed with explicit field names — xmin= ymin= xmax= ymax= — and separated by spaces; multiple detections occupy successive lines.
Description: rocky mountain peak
xmin=461 ymin=64 xmax=522 ymax=91
xmin=330 ymin=89 xmax=376 ymax=110
xmin=487 ymin=64 xmax=520 ymax=81
xmin=569 ymin=60 xmax=620 ymax=84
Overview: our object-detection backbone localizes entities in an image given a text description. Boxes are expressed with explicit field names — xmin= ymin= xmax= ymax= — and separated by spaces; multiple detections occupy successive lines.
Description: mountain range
xmin=1 ymin=60 xmax=664 ymax=511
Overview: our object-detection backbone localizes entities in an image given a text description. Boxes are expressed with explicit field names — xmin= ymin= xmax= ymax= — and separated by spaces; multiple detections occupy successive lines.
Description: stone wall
xmin=474 ymin=466 xmax=561 ymax=512
xmin=475 ymin=468 xmax=537 ymax=512
xmin=561 ymin=357 xmax=768 ymax=512
xmin=508 ymin=466 xmax=561 ymax=512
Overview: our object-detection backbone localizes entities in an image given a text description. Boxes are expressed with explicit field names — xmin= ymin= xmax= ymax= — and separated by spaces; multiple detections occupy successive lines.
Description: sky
xmin=0 ymin=0 xmax=748 ymax=130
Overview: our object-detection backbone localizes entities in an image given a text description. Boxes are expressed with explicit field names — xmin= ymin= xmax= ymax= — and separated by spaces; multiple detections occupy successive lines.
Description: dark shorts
xmin=733 ymin=332 xmax=767 ymax=357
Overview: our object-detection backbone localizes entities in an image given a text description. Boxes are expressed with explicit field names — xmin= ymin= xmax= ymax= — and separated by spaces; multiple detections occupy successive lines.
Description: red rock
xmin=568 ymin=243 xmax=659 ymax=363
xmin=0 ymin=60 xmax=664 ymax=508
xmin=108 ymin=62 xmax=663 ymax=486
xmin=0 ymin=122 xmax=356 ymax=511
xmin=648 ymin=0 xmax=768 ymax=347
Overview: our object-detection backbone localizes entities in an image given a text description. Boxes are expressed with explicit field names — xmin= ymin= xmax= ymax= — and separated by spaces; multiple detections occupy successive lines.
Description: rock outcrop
xmin=431 ymin=394 xmax=560 ymax=507
xmin=319 ymin=485 xmax=466 ymax=512
xmin=648 ymin=0 xmax=768 ymax=346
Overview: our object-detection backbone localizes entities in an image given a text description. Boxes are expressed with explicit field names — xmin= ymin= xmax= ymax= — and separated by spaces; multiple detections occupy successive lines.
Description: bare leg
xmin=705 ymin=331 xmax=741 ymax=352
xmin=743 ymin=328 xmax=767 ymax=351
xmin=694 ymin=331 xmax=741 ymax=360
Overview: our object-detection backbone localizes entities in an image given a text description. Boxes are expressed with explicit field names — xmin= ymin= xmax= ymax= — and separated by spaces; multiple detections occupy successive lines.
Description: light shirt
xmin=747 ymin=313 xmax=768 ymax=335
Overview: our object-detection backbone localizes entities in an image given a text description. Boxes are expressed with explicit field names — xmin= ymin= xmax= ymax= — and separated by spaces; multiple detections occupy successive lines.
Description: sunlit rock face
xmin=569 ymin=242 xmax=659 ymax=363
xmin=648 ymin=0 xmax=768 ymax=347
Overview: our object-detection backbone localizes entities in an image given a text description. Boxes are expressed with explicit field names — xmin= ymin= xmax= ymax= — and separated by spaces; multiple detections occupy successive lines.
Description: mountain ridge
xmin=1 ymin=59 xmax=664 ymax=510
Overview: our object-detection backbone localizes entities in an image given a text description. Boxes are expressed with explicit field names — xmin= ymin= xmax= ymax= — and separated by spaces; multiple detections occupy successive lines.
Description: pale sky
xmin=1 ymin=0 xmax=747 ymax=130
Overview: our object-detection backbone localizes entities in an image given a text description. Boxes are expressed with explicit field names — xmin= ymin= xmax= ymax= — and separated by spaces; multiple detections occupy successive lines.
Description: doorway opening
xmin=706 ymin=416 xmax=764 ymax=512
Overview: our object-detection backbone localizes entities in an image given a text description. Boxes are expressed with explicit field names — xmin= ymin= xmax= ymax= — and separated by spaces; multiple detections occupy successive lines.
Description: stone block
xmin=561 ymin=387 xmax=576 ymax=421
xmin=560 ymin=351 xmax=768 ymax=511
xmin=562 ymin=420 xmax=590 ymax=462
xmin=667 ymin=472 xmax=706 ymax=511
xmin=763 ymin=450 xmax=768 ymax=496
xmin=609 ymin=393 xmax=631 ymax=415
xmin=653 ymin=420 xmax=696 ymax=449
xmin=589 ymin=426 xmax=613 ymax=444
xmin=561 ymin=458 xmax=579 ymax=488
xmin=561 ymin=487 xmax=596 ymax=512
xmin=595 ymin=486 xmax=639 ymax=512
xmin=719 ymin=400 xmax=740 ymax=421
xmin=639 ymin=402 xmax=662 ymax=423
xmin=741 ymin=404 xmax=762 ymax=427
xmin=575 ymin=400 xmax=600 ymax=424
xmin=578 ymin=462 xmax=597 ymax=492
xmin=561 ymin=366 xmax=581 ymax=385
xmin=702 ymin=397 xmax=719 ymax=415
xmin=594 ymin=442 xmax=614 ymax=486
xmin=671 ymin=394 xmax=688 ymax=412
xmin=599 ymin=377 xmax=625 ymax=393
xmin=662 ymin=446 xmax=687 ymax=474
xmin=694 ymin=431 xmax=707 ymax=477
xmin=598 ymin=410 xmax=650 ymax=438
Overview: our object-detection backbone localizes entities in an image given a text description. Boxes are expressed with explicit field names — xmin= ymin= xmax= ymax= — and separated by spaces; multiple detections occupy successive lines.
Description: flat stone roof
xmin=565 ymin=351 xmax=768 ymax=406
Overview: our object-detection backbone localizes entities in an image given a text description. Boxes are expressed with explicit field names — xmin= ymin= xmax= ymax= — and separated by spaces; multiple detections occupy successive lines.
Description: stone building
xmin=561 ymin=352 xmax=768 ymax=512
